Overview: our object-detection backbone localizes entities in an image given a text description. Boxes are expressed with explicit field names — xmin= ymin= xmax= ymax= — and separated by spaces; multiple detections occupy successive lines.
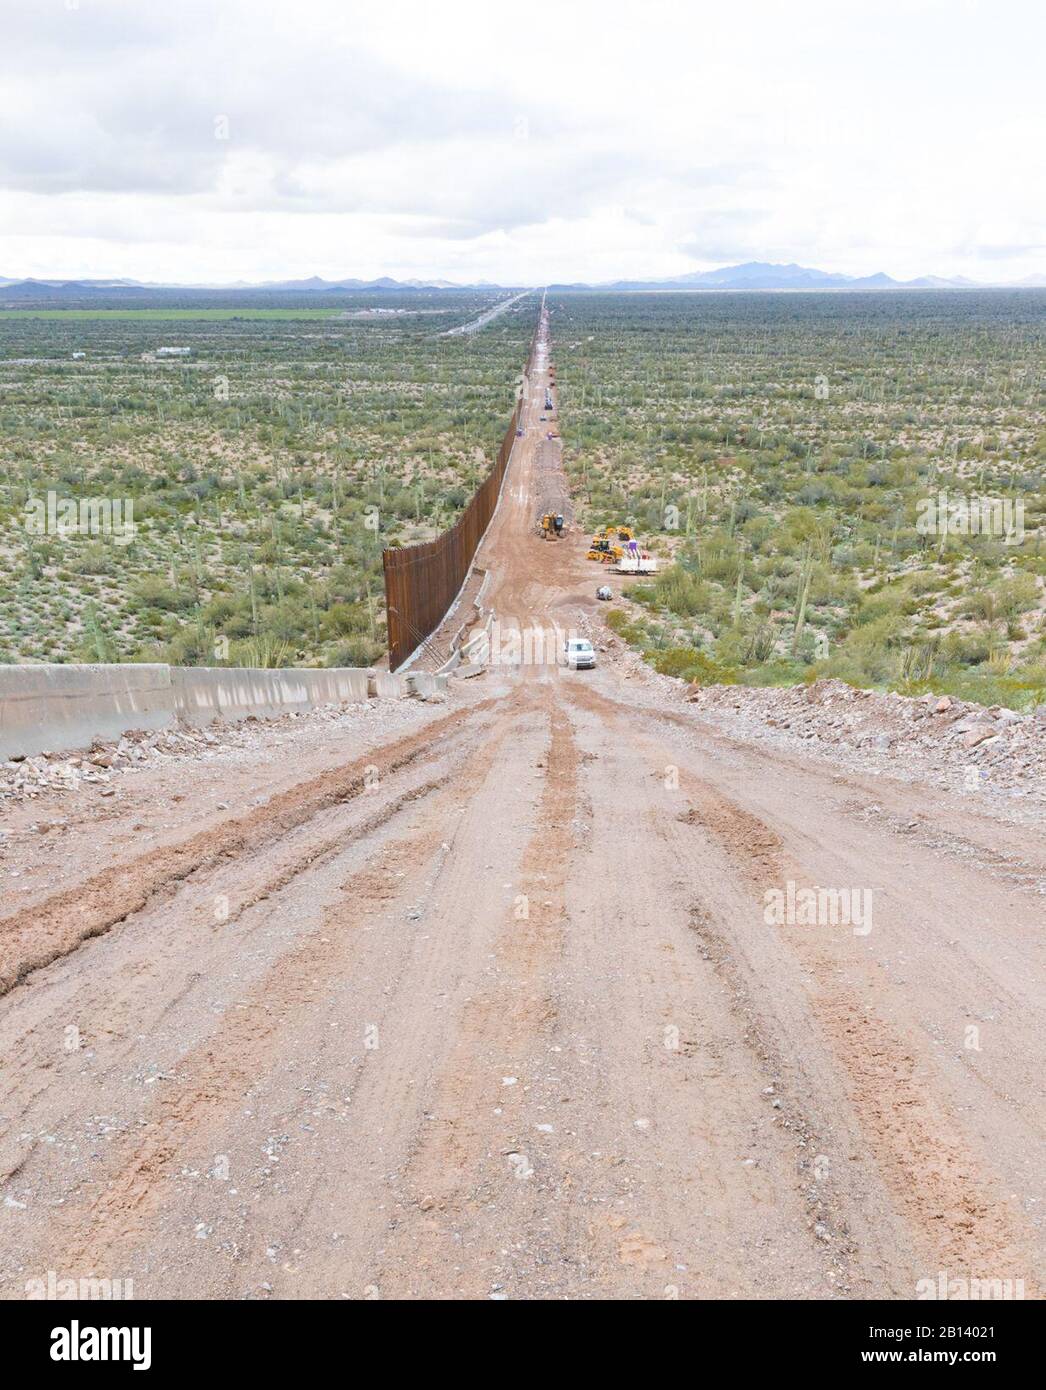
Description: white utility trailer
xmin=614 ymin=555 xmax=658 ymax=575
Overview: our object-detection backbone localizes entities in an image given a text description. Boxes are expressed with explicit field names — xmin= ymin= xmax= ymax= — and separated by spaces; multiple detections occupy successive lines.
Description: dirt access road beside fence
xmin=0 ymin=304 xmax=1043 ymax=1300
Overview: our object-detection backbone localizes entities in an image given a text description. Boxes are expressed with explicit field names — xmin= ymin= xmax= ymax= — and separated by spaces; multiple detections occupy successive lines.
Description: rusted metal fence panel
xmin=382 ymin=322 xmax=539 ymax=671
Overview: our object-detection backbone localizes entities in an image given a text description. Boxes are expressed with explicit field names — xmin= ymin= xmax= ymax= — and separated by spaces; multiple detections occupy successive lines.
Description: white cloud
xmin=1 ymin=0 xmax=1044 ymax=283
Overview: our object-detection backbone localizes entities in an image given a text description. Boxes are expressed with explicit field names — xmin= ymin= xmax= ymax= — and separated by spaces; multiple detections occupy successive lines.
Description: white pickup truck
xmin=563 ymin=637 xmax=597 ymax=670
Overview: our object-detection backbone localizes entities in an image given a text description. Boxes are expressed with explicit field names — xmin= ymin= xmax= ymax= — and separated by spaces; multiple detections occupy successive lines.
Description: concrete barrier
xmin=439 ymin=608 xmax=494 ymax=677
xmin=367 ymin=669 xmax=403 ymax=700
xmin=0 ymin=662 xmax=405 ymax=760
xmin=404 ymin=672 xmax=449 ymax=700
xmin=172 ymin=666 xmax=372 ymax=725
xmin=442 ymin=609 xmax=496 ymax=678
xmin=0 ymin=663 xmax=172 ymax=760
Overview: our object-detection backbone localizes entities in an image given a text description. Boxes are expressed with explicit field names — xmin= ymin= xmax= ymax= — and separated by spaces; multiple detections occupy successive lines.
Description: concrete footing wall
xmin=0 ymin=664 xmax=174 ymax=760
xmin=0 ymin=663 xmax=447 ymax=760
xmin=170 ymin=667 xmax=372 ymax=726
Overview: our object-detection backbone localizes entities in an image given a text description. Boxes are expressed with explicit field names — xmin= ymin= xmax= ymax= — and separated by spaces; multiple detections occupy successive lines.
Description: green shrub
xmin=133 ymin=575 xmax=195 ymax=613
xmin=325 ymin=636 xmax=383 ymax=667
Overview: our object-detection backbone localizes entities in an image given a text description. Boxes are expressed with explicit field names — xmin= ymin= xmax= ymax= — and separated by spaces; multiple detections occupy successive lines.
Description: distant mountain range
xmin=2 ymin=262 xmax=1045 ymax=301
xmin=0 ymin=274 xmax=468 ymax=298
xmin=550 ymin=262 xmax=1040 ymax=291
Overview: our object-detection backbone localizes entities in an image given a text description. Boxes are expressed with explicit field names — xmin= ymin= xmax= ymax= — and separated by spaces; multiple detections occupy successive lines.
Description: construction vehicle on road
xmin=538 ymin=512 xmax=565 ymax=540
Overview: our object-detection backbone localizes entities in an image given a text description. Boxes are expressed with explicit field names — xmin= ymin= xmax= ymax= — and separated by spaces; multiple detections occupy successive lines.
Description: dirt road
xmin=1 ymin=304 xmax=1043 ymax=1301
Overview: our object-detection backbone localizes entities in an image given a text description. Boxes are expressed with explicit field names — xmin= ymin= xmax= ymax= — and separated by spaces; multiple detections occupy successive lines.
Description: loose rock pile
xmin=0 ymin=699 xmax=421 ymax=804
xmin=686 ymin=678 xmax=1046 ymax=805
xmin=588 ymin=618 xmax=1044 ymax=813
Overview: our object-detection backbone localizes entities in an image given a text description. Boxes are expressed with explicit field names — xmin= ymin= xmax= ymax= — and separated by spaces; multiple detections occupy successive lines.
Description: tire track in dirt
xmin=39 ymin=703 xmax=519 ymax=1281
xmin=580 ymin=685 xmax=1046 ymax=898
xmin=0 ymin=761 xmax=460 ymax=1155
xmin=567 ymin=679 xmax=1036 ymax=1291
xmin=551 ymin=691 xmax=845 ymax=1296
xmin=372 ymin=686 xmax=582 ymax=1297
xmin=0 ymin=700 xmax=499 ymax=998
xmin=569 ymin=695 xmax=863 ymax=1290
xmin=681 ymin=782 xmax=1039 ymax=1295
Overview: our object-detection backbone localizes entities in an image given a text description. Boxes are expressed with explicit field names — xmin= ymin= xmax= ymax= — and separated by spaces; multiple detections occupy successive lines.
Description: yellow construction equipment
xmin=586 ymin=537 xmax=623 ymax=563
xmin=586 ymin=523 xmax=632 ymax=561
xmin=538 ymin=513 xmax=565 ymax=540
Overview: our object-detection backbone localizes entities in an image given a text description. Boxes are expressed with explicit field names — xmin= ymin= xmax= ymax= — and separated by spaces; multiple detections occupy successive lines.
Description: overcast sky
xmin=2 ymin=0 xmax=1043 ymax=285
